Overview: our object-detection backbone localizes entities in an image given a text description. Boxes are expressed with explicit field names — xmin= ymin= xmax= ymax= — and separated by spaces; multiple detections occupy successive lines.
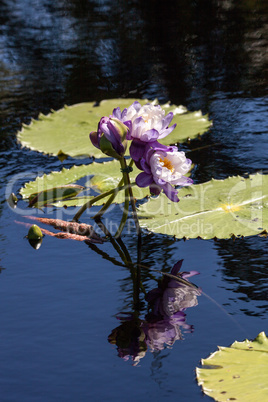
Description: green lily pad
xmin=138 ymin=174 xmax=268 ymax=239
xmin=17 ymin=99 xmax=211 ymax=159
xmin=28 ymin=185 xmax=84 ymax=208
xmin=20 ymin=160 xmax=150 ymax=207
xmin=20 ymin=164 xmax=92 ymax=199
xmin=160 ymin=104 xmax=211 ymax=145
xmin=196 ymin=331 xmax=268 ymax=402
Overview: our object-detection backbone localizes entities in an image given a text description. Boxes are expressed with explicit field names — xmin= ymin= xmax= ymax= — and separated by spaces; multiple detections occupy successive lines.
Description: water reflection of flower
xmin=108 ymin=313 xmax=147 ymax=365
xmin=145 ymin=259 xmax=200 ymax=317
xmin=143 ymin=259 xmax=201 ymax=352
xmin=108 ymin=260 xmax=201 ymax=363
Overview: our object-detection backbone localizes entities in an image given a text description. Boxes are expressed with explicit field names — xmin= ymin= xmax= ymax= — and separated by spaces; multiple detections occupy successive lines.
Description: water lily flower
xmin=146 ymin=260 xmax=201 ymax=318
xmin=112 ymin=101 xmax=177 ymax=161
xmin=90 ymin=116 xmax=129 ymax=159
xmin=135 ymin=143 xmax=193 ymax=202
xmin=140 ymin=261 xmax=200 ymax=352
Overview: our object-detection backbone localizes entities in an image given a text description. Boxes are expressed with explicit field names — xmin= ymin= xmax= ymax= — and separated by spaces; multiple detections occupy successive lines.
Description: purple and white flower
xmin=135 ymin=143 xmax=193 ymax=202
xmin=112 ymin=101 xmax=177 ymax=161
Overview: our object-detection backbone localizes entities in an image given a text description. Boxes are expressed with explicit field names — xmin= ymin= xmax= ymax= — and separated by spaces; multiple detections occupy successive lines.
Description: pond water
xmin=0 ymin=1 xmax=268 ymax=401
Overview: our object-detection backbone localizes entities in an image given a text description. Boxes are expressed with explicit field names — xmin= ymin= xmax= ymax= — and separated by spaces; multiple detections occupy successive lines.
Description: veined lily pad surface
xmin=17 ymin=99 xmax=211 ymax=159
xmin=196 ymin=332 xmax=268 ymax=402
xmin=20 ymin=160 xmax=150 ymax=207
xmin=138 ymin=174 xmax=268 ymax=239
xmin=20 ymin=163 xmax=268 ymax=239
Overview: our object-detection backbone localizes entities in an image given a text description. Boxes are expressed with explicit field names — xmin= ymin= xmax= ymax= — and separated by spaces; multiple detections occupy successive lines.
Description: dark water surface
xmin=0 ymin=1 xmax=268 ymax=401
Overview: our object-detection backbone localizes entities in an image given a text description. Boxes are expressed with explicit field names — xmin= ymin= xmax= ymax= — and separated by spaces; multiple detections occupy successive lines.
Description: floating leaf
xmin=28 ymin=184 xmax=84 ymax=208
xmin=138 ymin=174 xmax=268 ymax=239
xmin=17 ymin=99 xmax=211 ymax=159
xmin=21 ymin=164 xmax=92 ymax=200
xmin=196 ymin=331 xmax=268 ymax=402
xmin=160 ymin=104 xmax=211 ymax=145
xmin=20 ymin=161 xmax=150 ymax=207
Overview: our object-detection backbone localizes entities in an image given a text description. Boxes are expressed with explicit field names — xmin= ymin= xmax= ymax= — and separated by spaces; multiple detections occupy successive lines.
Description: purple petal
xmin=131 ymin=116 xmax=145 ymax=138
xmin=121 ymin=108 xmax=128 ymax=120
xmin=140 ymin=129 xmax=159 ymax=142
xmin=171 ymin=260 xmax=183 ymax=276
xmin=89 ymin=131 xmax=100 ymax=149
xmin=161 ymin=182 xmax=179 ymax=202
xmin=174 ymin=177 xmax=193 ymax=186
xmin=101 ymin=122 xmax=121 ymax=153
xmin=132 ymin=101 xmax=141 ymax=112
xmin=136 ymin=172 xmax=154 ymax=188
xmin=145 ymin=147 xmax=156 ymax=165
xmin=140 ymin=158 xmax=151 ymax=174
xmin=149 ymin=141 xmax=178 ymax=154
xmin=158 ymin=123 xmax=177 ymax=139
xmin=112 ymin=107 xmax=122 ymax=119
xmin=134 ymin=159 xmax=143 ymax=170
xmin=123 ymin=120 xmax=132 ymax=139
xmin=149 ymin=183 xmax=161 ymax=196
xmin=107 ymin=120 xmax=122 ymax=142
xmin=129 ymin=140 xmax=147 ymax=161
xmin=181 ymin=271 xmax=200 ymax=279
xmin=161 ymin=112 xmax=174 ymax=129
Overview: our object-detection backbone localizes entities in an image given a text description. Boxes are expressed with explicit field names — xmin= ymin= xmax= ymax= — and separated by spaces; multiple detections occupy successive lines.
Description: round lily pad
xmin=138 ymin=174 xmax=268 ymax=239
xmin=196 ymin=332 xmax=268 ymax=402
xmin=17 ymin=99 xmax=211 ymax=159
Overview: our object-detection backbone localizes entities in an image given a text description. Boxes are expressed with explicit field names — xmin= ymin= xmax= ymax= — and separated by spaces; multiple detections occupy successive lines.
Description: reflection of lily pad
xmin=138 ymin=174 xmax=268 ymax=239
xmin=17 ymin=99 xmax=211 ymax=159
xmin=196 ymin=332 xmax=268 ymax=402
xmin=20 ymin=160 xmax=150 ymax=207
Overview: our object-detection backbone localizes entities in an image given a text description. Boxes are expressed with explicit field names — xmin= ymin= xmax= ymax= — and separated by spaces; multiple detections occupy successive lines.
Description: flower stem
xmin=72 ymin=182 xmax=132 ymax=222
xmin=121 ymin=158 xmax=141 ymax=236
xmin=92 ymin=159 xmax=134 ymax=221
xmin=114 ymin=158 xmax=131 ymax=238
xmin=94 ymin=218 xmax=129 ymax=265
xmin=92 ymin=177 xmax=124 ymax=221
xmin=72 ymin=160 xmax=136 ymax=223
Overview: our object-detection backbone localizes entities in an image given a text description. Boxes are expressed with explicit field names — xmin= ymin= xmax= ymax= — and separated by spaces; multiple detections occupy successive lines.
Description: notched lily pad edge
xmin=16 ymin=100 xmax=212 ymax=159
xmin=138 ymin=173 xmax=268 ymax=240
xmin=17 ymin=103 xmax=96 ymax=158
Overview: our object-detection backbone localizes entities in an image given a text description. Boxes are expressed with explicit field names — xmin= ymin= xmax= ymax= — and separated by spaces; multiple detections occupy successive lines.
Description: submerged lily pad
xmin=138 ymin=174 xmax=268 ymax=239
xmin=196 ymin=331 xmax=268 ymax=402
xmin=17 ymin=99 xmax=211 ymax=159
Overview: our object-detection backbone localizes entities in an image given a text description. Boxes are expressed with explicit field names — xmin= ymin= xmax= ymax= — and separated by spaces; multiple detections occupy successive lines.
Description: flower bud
xmin=90 ymin=117 xmax=129 ymax=159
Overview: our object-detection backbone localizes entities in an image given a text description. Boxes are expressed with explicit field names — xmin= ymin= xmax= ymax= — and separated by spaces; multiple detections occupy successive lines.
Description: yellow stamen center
xmin=159 ymin=157 xmax=175 ymax=173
